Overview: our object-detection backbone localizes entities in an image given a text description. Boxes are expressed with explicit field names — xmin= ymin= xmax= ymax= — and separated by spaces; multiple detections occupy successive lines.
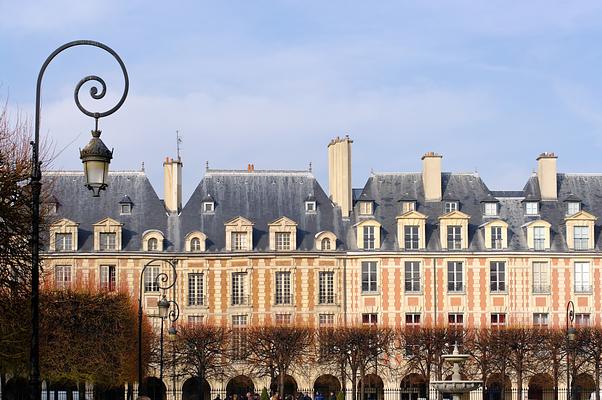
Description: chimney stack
xmin=163 ymin=156 xmax=183 ymax=213
xmin=537 ymin=152 xmax=557 ymax=201
xmin=328 ymin=136 xmax=353 ymax=217
xmin=422 ymin=152 xmax=442 ymax=202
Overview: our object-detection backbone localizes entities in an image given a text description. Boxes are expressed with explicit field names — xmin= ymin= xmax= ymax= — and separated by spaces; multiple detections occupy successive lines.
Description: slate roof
xmin=47 ymin=171 xmax=167 ymax=252
xmin=179 ymin=169 xmax=346 ymax=252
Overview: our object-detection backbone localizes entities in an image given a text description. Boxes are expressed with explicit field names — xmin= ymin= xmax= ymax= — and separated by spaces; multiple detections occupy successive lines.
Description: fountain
xmin=430 ymin=343 xmax=482 ymax=400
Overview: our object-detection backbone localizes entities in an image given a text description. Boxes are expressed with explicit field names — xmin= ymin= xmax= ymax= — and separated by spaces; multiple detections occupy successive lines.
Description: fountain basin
xmin=430 ymin=381 xmax=482 ymax=394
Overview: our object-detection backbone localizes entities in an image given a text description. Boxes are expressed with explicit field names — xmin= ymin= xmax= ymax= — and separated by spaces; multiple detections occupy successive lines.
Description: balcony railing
xmin=188 ymin=294 xmax=208 ymax=307
xmin=231 ymin=295 xmax=250 ymax=306
xmin=575 ymin=284 xmax=592 ymax=293
xmin=533 ymin=284 xmax=551 ymax=294
xmin=318 ymin=293 xmax=339 ymax=305
xmin=274 ymin=294 xmax=293 ymax=306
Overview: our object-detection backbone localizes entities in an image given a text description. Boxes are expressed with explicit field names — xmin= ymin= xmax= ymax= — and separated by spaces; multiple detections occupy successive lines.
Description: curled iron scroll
xmin=154 ymin=259 xmax=178 ymax=292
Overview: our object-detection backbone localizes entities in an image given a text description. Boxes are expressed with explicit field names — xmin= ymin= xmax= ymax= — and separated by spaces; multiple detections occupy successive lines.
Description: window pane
xmin=361 ymin=261 xmax=377 ymax=292
xmin=188 ymin=273 xmax=204 ymax=305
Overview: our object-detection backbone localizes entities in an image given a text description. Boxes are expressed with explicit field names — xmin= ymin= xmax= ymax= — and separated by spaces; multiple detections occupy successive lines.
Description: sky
xmin=3 ymin=1 xmax=602 ymax=202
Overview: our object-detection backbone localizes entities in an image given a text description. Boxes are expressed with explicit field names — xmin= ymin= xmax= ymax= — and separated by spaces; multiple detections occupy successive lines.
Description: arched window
xmin=148 ymin=238 xmax=158 ymax=251
xmin=191 ymin=237 xmax=202 ymax=252
xmin=321 ymin=238 xmax=331 ymax=250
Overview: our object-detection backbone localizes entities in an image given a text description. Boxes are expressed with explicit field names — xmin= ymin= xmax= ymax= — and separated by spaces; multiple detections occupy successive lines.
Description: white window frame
xmin=55 ymin=265 xmax=71 ymax=289
xmin=120 ymin=203 xmax=132 ymax=215
xmin=231 ymin=232 xmax=248 ymax=251
xmin=188 ymin=273 xmax=204 ymax=306
xmin=318 ymin=271 xmax=335 ymax=304
xmin=363 ymin=226 xmax=375 ymax=249
xmin=404 ymin=225 xmax=419 ymax=250
xmin=361 ymin=261 xmax=378 ymax=293
xmin=448 ymin=313 xmax=464 ymax=329
xmin=362 ymin=313 xmax=378 ymax=325
xmin=275 ymin=232 xmax=292 ymax=251
xmin=190 ymin=237 xmax=202 ymax=252
xmin=402 ymin=201 xmax=416 ymax=213
xmin=533 ymin=312 xmax=549 ymax=327
xmin=274 ymin=271 xmax=292 ymax=305
xmin=491 ymin=313 xmax=506 ymax=328
xmin=491 ymin=226 xmax=503 ymax=249
xmin=144 ymin=265 xmax=160 ymax=292
xmin=359 ymin=201 xmax=373 ymax=215
xmin=99 ymin=232 xmax=117 ymax=251
xmin=490 ymin=261 xmax=506 ymax=293
xmin=404 ymin=261 xmax=421 ymax=293
xmin=533 ymin=226 xmax=546 ymax=250
xmin=525 ymin=202 xmax=538 ymax=215
xmin=567 ymin=202 xmax=580 ymax=216
xmin=202 ymin=201 xmax=214 ymax=213
xmin=447 ymin=226 xmax=462 ymax=250
xmin=575 ymin=262 xmax=591 ymax=293
xmin=231 ymin=272 xmax=248 ymax=305
xmin=405 ymin=313 xmax=421 ymax=327
xmin=305 ymin=201 xmax=316 ymax=213
xmin=147 ymin=237 xmax=158 ymax=251
xmin=319 ymin=313 xmax=335 ymax=327
xmin=532 ymin=262 xmax=550 ymax=294
xmin=484 ymin=203 xmax=498 ymax=216
xmin=576 ymin=313 xmax=590 ymax=327
xmin=574 ymin=226 xmax=589 ymax=250
xmin=445 ymin=202 xmax=458 ymax=213
xmin=55 ymin=233 xmax=73 ymax=252
xmin=100 ymin=265 xmax=116 ymax=291
xmin=447 ymin=261 xmax=464 ymax=292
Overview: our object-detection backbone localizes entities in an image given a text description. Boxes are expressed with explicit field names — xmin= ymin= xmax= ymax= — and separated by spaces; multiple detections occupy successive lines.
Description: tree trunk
xmin=279 ymin=369 xmax=285 ymax=399
xmin=351 ymin=368 xmax=357 ymax=400
xmin=595 ymin=363 xmax=600 ymax=400
xmin=341 ymin=361 xmax=347 ymax=393
xmin=359 ymin=364 xmax=365 ymax=400
xmin=127 ymin=382 xmax=133 ymax=400
xmin=1 ymin=373 xmax=5 ymax=400
xmin=517 ymin=370 xmax=523 ymax=399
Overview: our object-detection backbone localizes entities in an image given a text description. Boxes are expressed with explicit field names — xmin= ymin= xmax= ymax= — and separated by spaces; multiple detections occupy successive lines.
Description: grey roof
xmin=47 ymin=171 xmax=167 ymax=252
xmin=179 ymin=169 xmax=346 ymax=252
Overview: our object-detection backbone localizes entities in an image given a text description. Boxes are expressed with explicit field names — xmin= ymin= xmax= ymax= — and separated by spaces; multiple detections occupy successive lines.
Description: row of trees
xmin=170 ymin=324 xmax=602 ymax=400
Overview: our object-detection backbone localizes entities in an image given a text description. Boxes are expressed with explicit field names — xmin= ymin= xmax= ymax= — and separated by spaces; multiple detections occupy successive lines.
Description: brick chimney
xmin=422 ymin=152 xmax=442 ymax=202
xmin=163 ymin=156 xmax=182 ymax=213
xmin=328 ymin=136 xmax=353 ymax=217
xmin=537 ymin=152 xmax=557 ymax=201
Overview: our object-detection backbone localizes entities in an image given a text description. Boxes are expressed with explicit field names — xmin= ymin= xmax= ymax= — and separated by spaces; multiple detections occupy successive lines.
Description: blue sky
xmin=3 ymin=1 xmax=602 ymax=202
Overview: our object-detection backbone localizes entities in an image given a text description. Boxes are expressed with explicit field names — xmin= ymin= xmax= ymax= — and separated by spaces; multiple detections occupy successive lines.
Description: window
xmin=275 ymin=313 xmax=291 ymax=325
xmin=574 ymin=226 xmax=589 ymax=250
xmin=491 ymin=226 xmax=503 ymax=249
xmin=55 ymin=265 xmax=71 ymax=289
xmin=491 ymin=313 xmax=506 ymax=328
xmin=55 ymin=233 xmax=72 ymax=251
xmin=305 ymin=201 xmax=316 ymax=213
xmin=405 ymin=313 xmax=421 ymax=327
xmin=567 ymin=202 xmax=580 ymax=216
xmin=231 ymin=272 xmax=247 ymax=305
xmin=275 ymin=271 xmax=292 ymax=305
xmin=447 ymin=261 xmax=463 ymax=292
xmin=188 ymin=273 xmax=204 ymax=306
xmin=484 ymin=203 xmax=498 ymax=216
xmin=402 ymin=201 xmax=416 ymax=213
xmin=404 ymin=261 xmax=421 ymax=292
xmin=363 ymin=226 xmax=375 ymax=249
xmin=404 ymin=225 xmax=419 ymax=250
xmin=533 ymin=226 xmax=546 ymax=250
xmin=321 ymin=238 xmax=332 ymax=250
xmin=490 ymin=261 xmax=506 ymax=292
xmin=144 ymin=265 xmax=160 ymax=292
xmin=120 ymin=203 xmax=132 ymax=215
xmin=532 ymin=262 xmax=550 ymax=293
xmin=275 ymin=232 xmax=292 ymax=251
xmin=533 ymin=313 xmax=549 ymax=328
xmin=231 ymin=232 xmax=248 ymax=251
xmin=318 ymin=271 xmax=335 ymax=304
xmin=147 ymin=237 xmax=158 ymax=251
xmin=188 ymin=315 xmax=204 ymax=326
xmin=191 ymin=237 xmax=202 ymax=252
xmin=576 ymin=313 xmax=590 ymax=327
xmin=445 ymin=202 xmax=458 ymax=213
xmin=319 ymin=313 xmax=335 ymax=327
xmin=448 ymin=313 xmax=464 ymax=329
xmin=447 ymin=226 xmax=462 ymax=250
xmin=362 ymin=313 xmax=378 ymax=325
xmin=359 ymin=201 xmax=373 ymax=215
xmin=575 ymin=262 xmax=591 ymax=293
xmin=231 ymin=315 xmax=248 ymax=360
xmin=361 ymin=261 xmax=378 ymax=293
xmin=525 ymin=202 xmax=538 ymax=215
xmin=202 ymin=202 xmax=214 ymax=213
xmin=99 ymin=232 xmax=116 ymax=251
xmin=100 ymin=265 xmax=116 ymax=291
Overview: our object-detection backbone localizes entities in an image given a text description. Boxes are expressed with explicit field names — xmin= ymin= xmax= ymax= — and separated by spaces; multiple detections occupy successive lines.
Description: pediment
xmin=93 ymin=217 xmax=122 ymax=227
xmin=52 ymin=218 xmax=79 ymax=228
xmin=353 ymin=218 xmax=382 ymax=228
xmin=224 ymin=216 xmax=254 ymax=227
xmin=268 ymin=216 xmax=297 ymax=227
xmin=522 ymin=219 xmax=551 ymax=228
xmin=396 ymin=210 xmax=427 ymax=220
xmin=479 ymin=219 xmax=508 ymax=228
xmin=565 ymin=210 xmax=597 ymax=222
xmin=439 ymin=210 xmax=470 ymax=220
xmin=185 ymin=230 xmax=207 ymax=240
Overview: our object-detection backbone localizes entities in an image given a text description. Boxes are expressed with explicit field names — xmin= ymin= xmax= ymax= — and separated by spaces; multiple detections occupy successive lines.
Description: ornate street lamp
xmin=79 ymin=130 xmax=113 ymax=196
xmin=566 ymin=300 xmax=576 ymax=400
xmin=30 ymin=40 xmax=128 ymax=400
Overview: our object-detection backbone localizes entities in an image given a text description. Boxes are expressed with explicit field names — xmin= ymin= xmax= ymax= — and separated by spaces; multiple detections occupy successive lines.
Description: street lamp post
xmin=566 ymin=300 xmax=576 ymax=400
xmin=138 ymin=259 xmax=178 ymax=397
xmin=31 ymin=40 xmax=128 ymax=400
xmin=158 ymin=295 xmax=180 ymax=383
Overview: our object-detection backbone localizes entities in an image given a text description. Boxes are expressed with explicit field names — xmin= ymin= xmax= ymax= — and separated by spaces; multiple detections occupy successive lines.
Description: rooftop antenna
xmin=176 ymin=130 xmax=182 ymax=161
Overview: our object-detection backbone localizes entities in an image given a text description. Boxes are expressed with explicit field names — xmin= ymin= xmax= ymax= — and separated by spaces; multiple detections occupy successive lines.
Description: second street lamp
xmin=566 ymin=300 xmax=576 ymax=400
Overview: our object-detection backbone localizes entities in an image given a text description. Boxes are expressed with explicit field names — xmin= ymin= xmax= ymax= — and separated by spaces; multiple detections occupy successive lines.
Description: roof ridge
xmin=46 ymin=170 xmax=145 ymax=176
xmin=206 ymin=169 xmax=312 ymax=176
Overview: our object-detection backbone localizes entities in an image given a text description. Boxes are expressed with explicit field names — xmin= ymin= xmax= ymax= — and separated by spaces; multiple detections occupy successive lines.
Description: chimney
xmin=163 ymin=156 xmax=183 ymax=213
xmin=422 ymin=152 xmax=442 ymax=202
xmin=537 ymin=152 xmax=558 ymax=200
xmin=328 ymin=135 xmax=353 ymax=217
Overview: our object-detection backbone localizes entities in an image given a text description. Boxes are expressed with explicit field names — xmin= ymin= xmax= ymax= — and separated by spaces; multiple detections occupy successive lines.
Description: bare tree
xmin=540 ymin=329 xmax=567 ymax=400
xmin=465 ymin=328 xmax=496 ymax=400
xmin=579 ymin=327 xmax=602 ymax=400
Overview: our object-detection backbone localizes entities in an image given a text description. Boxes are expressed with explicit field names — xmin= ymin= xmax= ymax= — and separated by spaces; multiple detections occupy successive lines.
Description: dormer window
xmin=402 ymin=201 xmax=416 ymax=213
xmin=567 ymin=201 xmax=580 ymax=216
xmin=47 ymin=195 xmax=59 ymax=214
xmin=484 ymin=203 xmax=498 ymax=216
xmin=525 ymin=202 xmax=538 ymax=216
xmin=359 ymin=201 xmax=373 ymax=215
xmin=445 ymin=202 xmax=458 ymax=213
xmin=119 ymin=195 xmax=133 ymax=215
xmin=305 ymin=201 xmax=316 ymax=213
xmin=147 ymin=238 xmax=158 ymax=251
xmin=201 ymin=194 xmax=215 ymax=214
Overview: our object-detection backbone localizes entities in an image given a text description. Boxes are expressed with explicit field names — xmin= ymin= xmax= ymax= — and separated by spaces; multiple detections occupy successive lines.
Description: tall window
xmin=533 ymin=313 xmax=549 ymax=328
xmin=275 ymin=271 xmax=292 ymax=304
xmin=321 ymin=238 xmax=332 ymax=250
xmin=319 ymin=314 xmax=335 ymax=327
xmin=447 ymin=226 xmax=462 ymax=250
xmin=491 ymin=226 xmax=503 ymax=249
xmin=567 ymin=202 xmax=580 ymax=216
xmin=576 ymin=313 xmax=590 ymax=327
xmin=147 ymin=237 xmax=158 ymax=251
xmin=525 ymin=202 xmax=538 ymax=215
xmin=191 ymin=237 xmax=202 ymax=252
xmin=448 ymin=313 xmax=464 ymax=329
xmin=144 ymin=265 xmax=160 ymax=292
xmin=363 ymin=226 xmax=375 ymax=249
xmin=491 ymin=313 xmax=506 ymax=329
xmin=318 ymin=271 xmax=335 ymax=304
xmin=55 ymin=265 xmax=71 ymax=289
xmin=231 ymin=315 xmax=248 ymax=359
xmin=231 ymin=232 xmax=248 ymax=251
xmin=55 ymin=233 xmax=72 ymax=251
xmin=100 ymin=265 xmax=116 ymax=291
xmin=361 ymin=261 xmax=378 ymax=293
xmin=533 ymin=227 xmax=546 ymax=250
xmin=445 ymin=202 xmax=458 ymax=213
xmin=404 ymin=313 xmax=421 ymax=357
xmin=404 ymin=225 xmax=419 ymax=249
xmin=362 ymin=313 xmax=378 ymax=325
xmin=574 ymin=226 xmax=589 ymax=250
xmin=404 ymin=261 xmax=421 ymax=292
xmin=532 ymin=262 xmax=550 ymax=293
xmin=575 ymin=262 xmax=591 ymax=293
xmin=484 ymin=203 xmax=497 ymax=216
xmin=275 ymin=232 xmax=292 ymax=251
xmin=231 ymin=272 xmax=247 ymax=305
xmin=447 ymin=261 xmax=463 ymax=292
xmin=490 ymin=261 xmax=506 ymax=292
xmin=99 ymin=232 xmax=116 ymax=251
xmin=188 ymin=273 xmax=204 ymax=306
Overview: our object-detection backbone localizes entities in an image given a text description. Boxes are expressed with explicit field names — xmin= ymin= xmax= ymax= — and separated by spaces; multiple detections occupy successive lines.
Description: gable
xmin=268 ymin=216 xmax=298 ymax=227
xmin=93 ymin=216 xmax=122 ymax=227
xmin=224 ymin=216 xmax=254 ymax=226
xmin=564 ymin=210 xmax=597 ymax=222
xmin=439 ymin=210 xmax=471 ymax=220
xmin=396 ymin=210 xmax=427 ymax=220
